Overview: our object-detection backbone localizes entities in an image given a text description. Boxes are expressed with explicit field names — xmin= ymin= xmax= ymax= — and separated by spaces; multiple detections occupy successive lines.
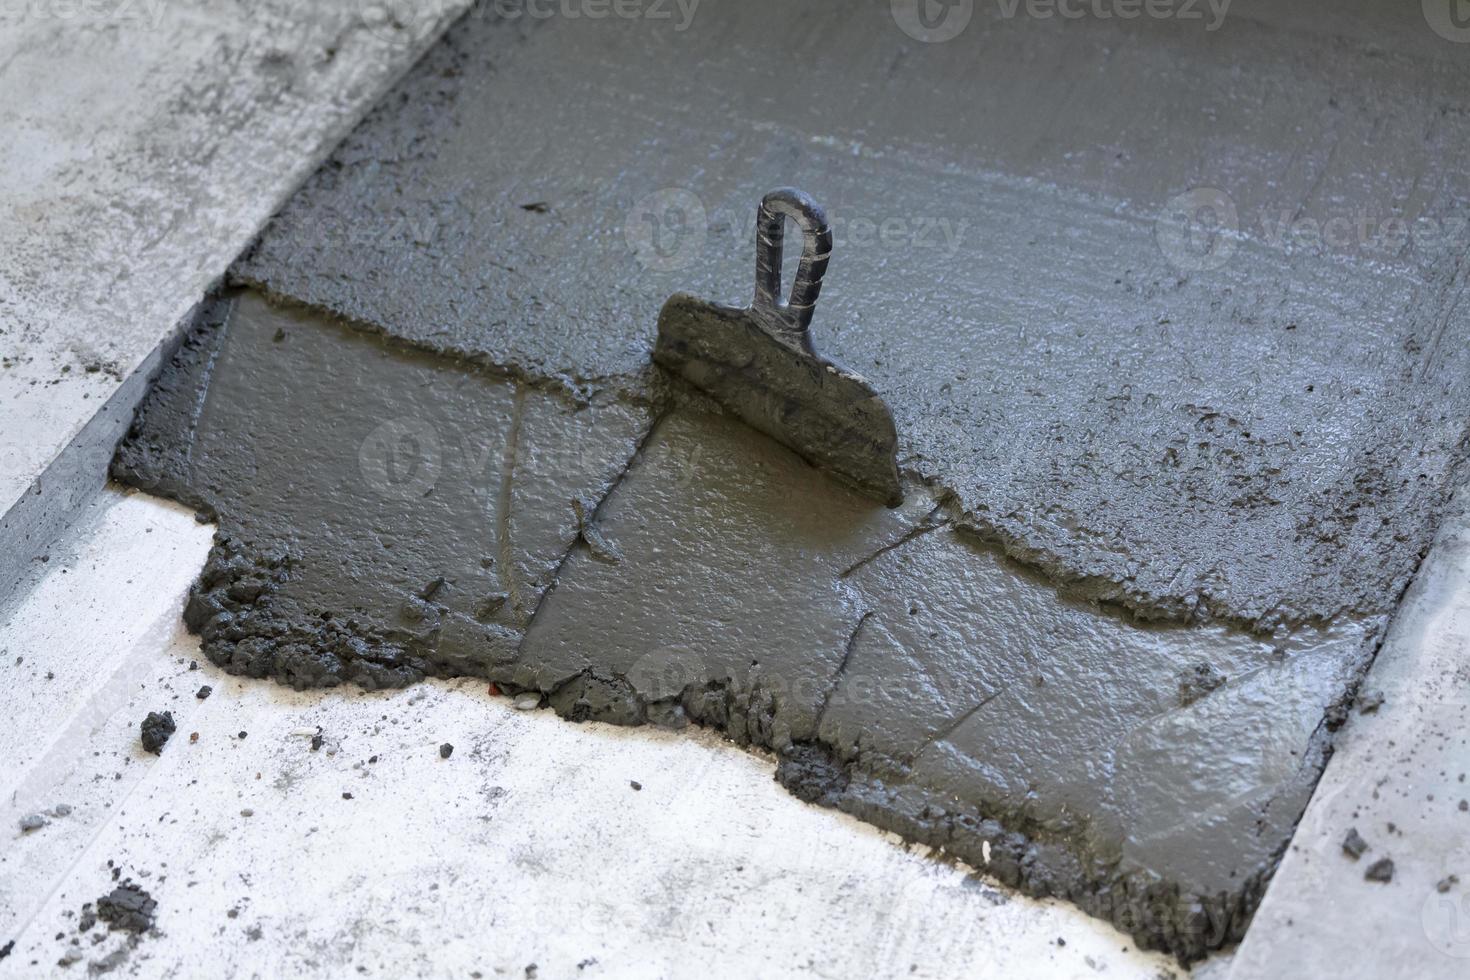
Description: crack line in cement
xmin=497 ymin=381 xmax=527 ymax=625
xmin=911 ymin=687 xmax=1007 ymax=765
xmin=1418 ymin=257 xmax=1468 ymax=382
xmin=814 ymin=609 xmax=873 ymax=728
xmin=839 ymin=504 xmax=952 ymax=580
xmin=516 ymin=408 xmax=671 ymax=639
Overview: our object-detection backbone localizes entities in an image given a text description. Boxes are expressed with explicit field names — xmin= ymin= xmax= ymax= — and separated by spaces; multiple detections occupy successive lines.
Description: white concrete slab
xmin=1230 ymin=496 xmax=1470 ymax=980
xmin=0 ymin=0 xmax=470 ymax=600
xmin=0 ymin=488 xmax=1208 ymax=978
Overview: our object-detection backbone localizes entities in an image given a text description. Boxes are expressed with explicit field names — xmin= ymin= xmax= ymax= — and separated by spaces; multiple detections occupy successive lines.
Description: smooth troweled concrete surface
xmin=0 ymin=0 xmax=471 ymax=602
xmin=0 ymin=487 xmax=1195 ymax=979
xmin=1228 ymin=492 xmax=1470 ymax=980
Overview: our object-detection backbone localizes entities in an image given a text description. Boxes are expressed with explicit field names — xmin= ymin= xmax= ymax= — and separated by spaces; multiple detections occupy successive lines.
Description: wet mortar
xmin=119 ymin=291 xmax=1374 ymax=962
xmin=237 ymin=0 xmax=1470 ymax=634
xmin=113 ymin=0 xmax=1470 ymax=965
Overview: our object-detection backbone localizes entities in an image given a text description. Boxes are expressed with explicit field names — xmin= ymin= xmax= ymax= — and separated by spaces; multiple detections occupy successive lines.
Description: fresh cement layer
xmin=0 ymin=485 xmax=1184 ymax=980
xmin=0 ymin=0 xmax=471 ymax=600
xmin=115 ymin=293 xmax=1377 ymax=961
xmin=235 ymin=0 xmax=1470 ymax=632
xmin=114 ymin=292 xmax=651 ymax=689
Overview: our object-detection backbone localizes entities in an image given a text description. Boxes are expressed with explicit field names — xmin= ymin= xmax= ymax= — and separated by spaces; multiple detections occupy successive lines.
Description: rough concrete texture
xmin=0 ymin=0 xmax=470 ymax=603
xmin=236 ymin=0 xmax=1470 ymax=632
xmin=116 ymin=293 xmax=1373 ymax=962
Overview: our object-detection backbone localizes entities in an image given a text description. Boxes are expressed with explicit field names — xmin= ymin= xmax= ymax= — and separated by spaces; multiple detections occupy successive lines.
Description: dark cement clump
xmin=1364 ymin=858 xmax=1395 ymax=883
xmin=95 ymin=881 xmax=156 ymax=934
xmin=139 ymin=712 xmax=175 ymax=755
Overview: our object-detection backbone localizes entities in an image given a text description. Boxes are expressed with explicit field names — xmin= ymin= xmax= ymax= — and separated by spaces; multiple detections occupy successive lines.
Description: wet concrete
xmin=114 ymin=292 xmax=650 ymax=689
xmin=117 ymin=292 xmax=1374 ymax=961
xmin=236 ymin=0 xmax=1470 ymax=632
xmin=519 ymin=402 xmax=1373 ymax=960
xmin=115 ymin=0 xmax=1470 ymax=964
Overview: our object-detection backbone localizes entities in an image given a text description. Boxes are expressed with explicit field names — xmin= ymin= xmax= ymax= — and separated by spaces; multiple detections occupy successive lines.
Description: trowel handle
xmin=753 ymin=188 xmax=833 ymax=341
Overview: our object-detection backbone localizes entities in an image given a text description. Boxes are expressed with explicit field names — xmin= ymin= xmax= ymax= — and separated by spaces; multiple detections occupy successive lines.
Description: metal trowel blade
xmin=654 ymin=293 xmax=903 ymax=507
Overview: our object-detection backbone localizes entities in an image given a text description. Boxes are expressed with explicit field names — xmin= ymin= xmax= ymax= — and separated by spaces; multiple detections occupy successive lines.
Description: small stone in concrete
xmin=439 ymin=743 xmax=453 ymax=759
xmin=140 ymin=711 xmax=175 ymax=754
xmin=240 ymin=809 xmax=253 ymax=817
xmin=19 ymin=814 xmax=45 ymax=832
xmin=1364 ymin=858 xmax=1395 ymax=883
xmin=630 ymin=780 xmax=642 ymax=791
xmin=1437 ymin=875 xmax=1460 ymax=893
xmin=1341 ymin=828 xmax=1369 ymax=860
xmin=513 ymin=693 xmax=540 ymax=711
xmin=196 ymin=685 xmax=212 ymax=699
xmin=51 ymin=804 xmax=72 ymax=817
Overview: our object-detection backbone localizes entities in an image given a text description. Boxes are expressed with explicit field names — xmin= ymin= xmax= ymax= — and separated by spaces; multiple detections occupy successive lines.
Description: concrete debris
xmin=1364 ymin=858 xmax=1395 ymax=884
xmin=139 ymin=711 xmax=175 ymax=755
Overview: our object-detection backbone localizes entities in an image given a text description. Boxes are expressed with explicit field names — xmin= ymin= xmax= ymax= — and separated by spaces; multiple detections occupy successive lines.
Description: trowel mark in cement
xmin=114 ymin=292 xmax=1377 ymax=962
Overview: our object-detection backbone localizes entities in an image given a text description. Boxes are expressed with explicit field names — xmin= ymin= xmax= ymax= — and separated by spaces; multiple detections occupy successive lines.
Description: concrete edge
xmin=0 ymin=296 xmax=204 ymax=615
xmin=0 ymin=17 xmax=468 ymax=615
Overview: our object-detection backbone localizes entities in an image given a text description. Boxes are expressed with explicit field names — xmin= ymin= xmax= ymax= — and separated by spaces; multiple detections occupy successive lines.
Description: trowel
xmin=653 ymin=188 xmax=903 ymax=507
